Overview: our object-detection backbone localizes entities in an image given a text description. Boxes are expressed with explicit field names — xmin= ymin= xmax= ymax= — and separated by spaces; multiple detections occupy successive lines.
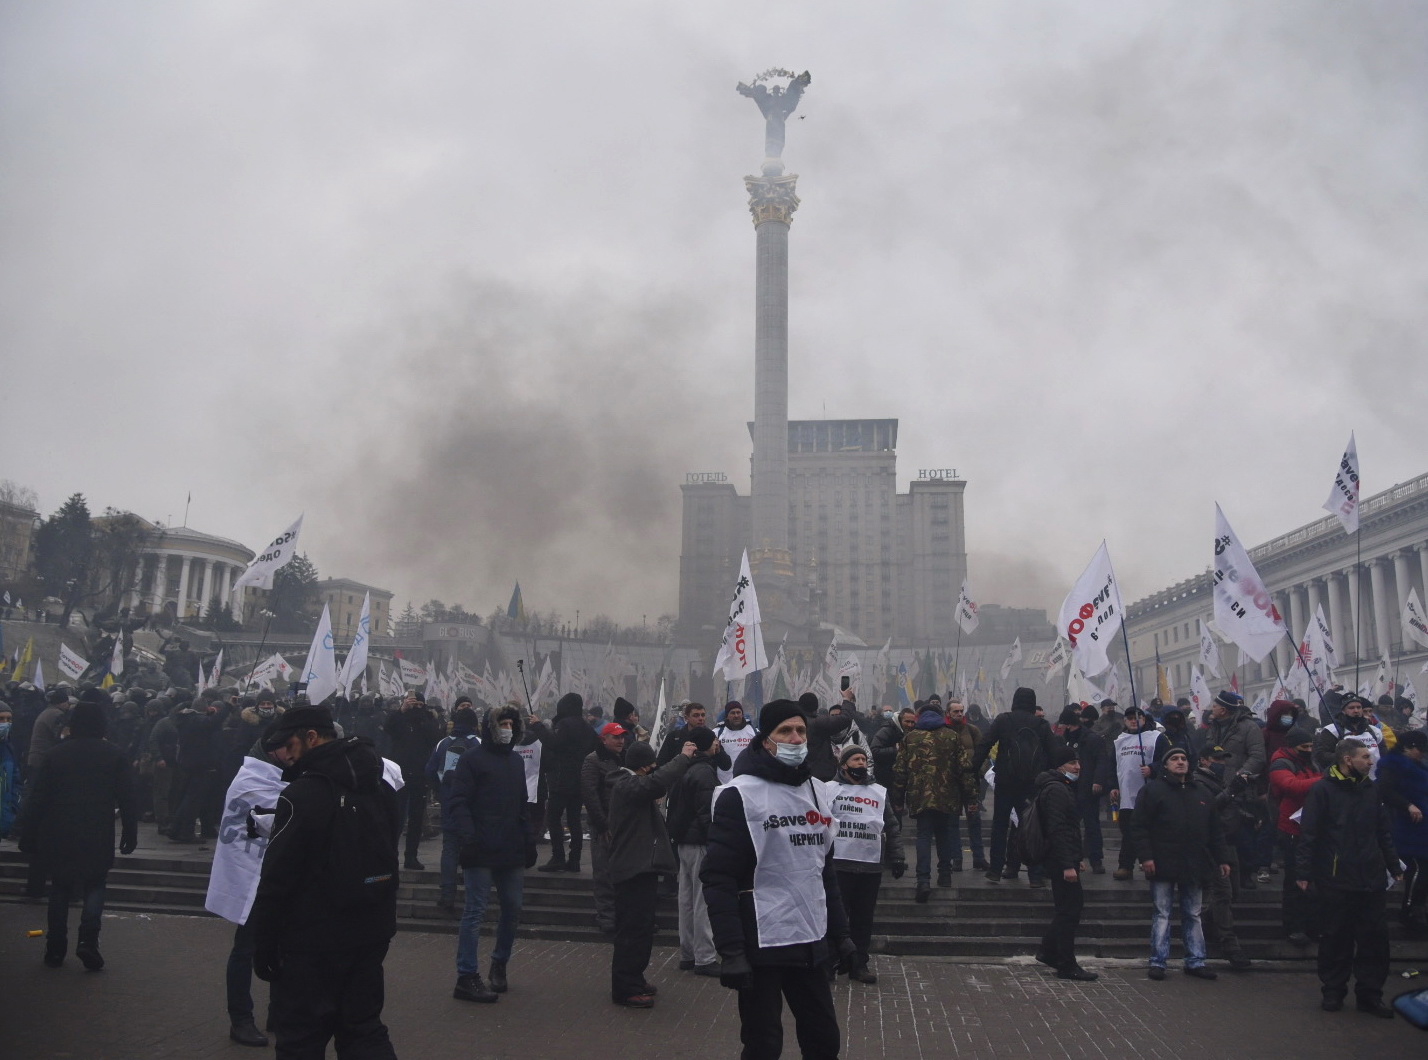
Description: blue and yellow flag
xmin=506 ymin=583 xmax=526 ymax=623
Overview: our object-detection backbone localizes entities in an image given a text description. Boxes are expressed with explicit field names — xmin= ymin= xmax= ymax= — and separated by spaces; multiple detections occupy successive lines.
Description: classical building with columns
xmin=123 ymin=524 xmax=255 ymax=622
xmin=1126 ymin=471 xmax=1428 ymax=703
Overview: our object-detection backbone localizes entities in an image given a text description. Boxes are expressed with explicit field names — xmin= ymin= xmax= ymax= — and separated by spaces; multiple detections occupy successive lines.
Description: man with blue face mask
xmin=702 ymin=699 xmax=853 ymax=1059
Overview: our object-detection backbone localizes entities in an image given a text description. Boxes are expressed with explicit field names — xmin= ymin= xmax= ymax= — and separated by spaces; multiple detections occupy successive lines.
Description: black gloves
xmin=718 ymin=952 xmax=753 ymax=991
xmin=459 ymin=842 xmax=480 ymax=869
xmin=889 ymin=861 xmax=906 ymax=880
xmin=525 ymin=845 xmax=539 ymax=869
xmin=253 ymin=943 xmax=284 ymax=983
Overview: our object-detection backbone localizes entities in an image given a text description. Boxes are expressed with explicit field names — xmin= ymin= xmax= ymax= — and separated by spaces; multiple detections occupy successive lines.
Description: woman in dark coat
xmin=20 ymin=690 xmax=139 ymax=969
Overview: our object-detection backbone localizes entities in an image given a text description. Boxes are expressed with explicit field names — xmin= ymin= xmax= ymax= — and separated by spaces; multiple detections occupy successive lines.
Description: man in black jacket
xmin=701 ymin=699 xmax=853 ymax=1059
xmin=384 ymin=690 xmax=444 ymax=870
xmin=1130 ymin=746 xmax=1231 ymax=982
xmin=581 ymin=722 xmax=626 ymax=934
xmin=607 ymin=738 xmax=695 ymax=1007
xmin=1034 ymin=745 xmax=1097 ymax=981
xmin=1055 ymin=707 xmax=1113 ymax=874
xmin=667 ymin=726 xmax=722 ymax=975
xmin=972 ymin=687 xmax=1057 ymax=885
xmin=1296 ymin=740 xmax=1402 ymax=1017
xmin=538 ymin=692 xmax=597 ymax=872
xmin=248 ymin=707 xmax=401 ymax=1059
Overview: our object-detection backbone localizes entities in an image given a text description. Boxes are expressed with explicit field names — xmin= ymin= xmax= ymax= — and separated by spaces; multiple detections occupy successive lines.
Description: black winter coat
xmin=384 ymin=706 xmax=444 ymax=777
xmin=580 ymin=745 xmax=623 ymax=836
xmin=806 ymin=712 xmax=854 ymax=782
xmin=1295 ymin=768 xmax=1399 ymax=892
xmin=541 ymin=705 xmax=598 ymax=795
xmin=656 ymin=723 xmax=732 ymax=771
xmin=1033 ymin=769 xmax=1082 ymax=872
xmin=1061 ymin=726 xmax=1113 ymax=801
xmin=1130 ymin=773 xmax=1230 ymax=882
xmin=971 ymin=705 xmax=1057 ymax=792
xmin=700 ymin=741 xmax=849 ymax=968
xmin=248 ymin=736 xmax=399 ymax=954
xmin=666 ymin=756 xmax=720 ymax=846
xmin=448 ymin=712 xmax=534 ymax=870
xmin=868 ymin=715 xmax=905 ymax=787
xmin=607 ymin=755 xmax=691 ymax=883
xmin=21 ymin=736 xmax=138 ymax=879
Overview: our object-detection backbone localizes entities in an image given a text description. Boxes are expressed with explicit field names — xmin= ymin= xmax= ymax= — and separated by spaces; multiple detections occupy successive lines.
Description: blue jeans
xmin=913 ymin=811 xmax=954 ymax=881
xmin=1150 ymin=879 xmax=1207 ymax=968
xmin=456 ymin=865 xmax=523 ymax=976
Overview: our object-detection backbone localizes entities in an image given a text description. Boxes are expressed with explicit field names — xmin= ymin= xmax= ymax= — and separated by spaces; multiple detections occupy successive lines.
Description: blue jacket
xmin=0 ymin=739 xmax=19 ymax=837
xmin=424 ymin=726 xmax=481 ymax=831
xmin=1378 ymin=751 xmax=1428 ymax=860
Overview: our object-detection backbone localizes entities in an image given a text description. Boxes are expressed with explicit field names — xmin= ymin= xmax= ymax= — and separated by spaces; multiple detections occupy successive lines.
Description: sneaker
xmin=1355 ymin=998 xmax=1394 ymax=1019
xmin=678 ymin=959 xmax=696 ymax=971
xmin=229 ymin=1020 xmax=270 ymax=1048
xmin=983 ymin=870 xmax=1002 ymax=884
xmin=1320 ymin=996 xmax=1344 ymax=1012
xmin=75 ymin=940 xmax=104 ymax=971
xmin=1184 ymin=965 xmax=1218 ymax=980
xmin=404 ymin=858 xmax=425 ymax=871
xmin=1001 ymin=870 xmax=1019 ymax=881
xmin=849 ymin=965 xmax=878 ymax=984
xmin=43 ymin=948 xmax=65 ymax=969
xmin=972 ymin=859 xmax=990 ymax=871
xmin=1228 ymin=953 xmax=1252 ymax=971
xmin=614 ymin=993 xmax=655 ymax=1009
xmin=1147 ymin=966 xmax=1166 ymax=981
xmin=453 ymin=974 xmax=498 ymax=1003
xmin=1113 ymin=868 xmax=1133 ymax=881
xmin=1028 ymin=879 xmax=1047 ymax=890
xmin=1286 ymin=932 xmax=1312 ymax=947
xmin=1033 ymin=951 xmax=1056 ymax=968
xmin=1057 ymin=966 xmax=1099 ymax=982
xmin=693 ymin=963 xmax=721 ymax=977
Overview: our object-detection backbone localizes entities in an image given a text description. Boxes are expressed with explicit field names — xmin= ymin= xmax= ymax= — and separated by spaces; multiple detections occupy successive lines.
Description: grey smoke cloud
xmin=3 ymin=2 xmax=1426 ymax=625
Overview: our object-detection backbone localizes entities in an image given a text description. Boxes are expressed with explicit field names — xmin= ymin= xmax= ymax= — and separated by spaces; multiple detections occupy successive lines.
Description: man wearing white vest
xmin=702 ymin=699 xmax=853 ymax=1060
xmin=713 ymin=702 xmax=758 ymax=785
xmin=1110 ymin=707 xmax=1169 ymax=881
xmin=827 ymin=745 xmax=903 ymax=984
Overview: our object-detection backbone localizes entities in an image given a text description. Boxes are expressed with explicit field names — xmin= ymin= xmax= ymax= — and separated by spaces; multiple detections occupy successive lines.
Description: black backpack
xmin=1013 ymin=788 xmax=1050 ymax=867
xmin=308 ymin=771 xmax=400 ymax=911
xmin=997 ymin=723 xmax=1045 ymax=789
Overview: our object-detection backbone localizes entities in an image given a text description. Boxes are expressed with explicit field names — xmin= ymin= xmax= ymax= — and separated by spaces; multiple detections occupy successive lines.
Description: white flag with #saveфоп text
xmin=1198 ymin=620 xmax=1222 ymax=679
xmin=999 ymin=637 xmax=1022 ymax=681
xmin=1404 ymin=588 xmax=1428 ymax=651
xmin=1212 ymin=505 xmax=1286 ymax=664
xmin=232 ymin=515 xmax=304 ymax=594
xmin=57 ymin=643 xmax=87 ymax=681
xmin=955 ymin=580 xmax=980 ymax=635
xmin=1322 ymin=432 xmax=1361 ymax=535
xmin=1057 ymin=542 xmax=1124 ymax=678
xmin=714 ymin=550 xmax=766 ymax=682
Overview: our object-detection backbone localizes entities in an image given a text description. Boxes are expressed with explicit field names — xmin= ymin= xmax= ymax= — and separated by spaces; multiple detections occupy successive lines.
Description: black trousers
xmin=546 ymin=791 xmax=584 ymax=866
xmin=269 ymin=942 xmax=397 ymax=1060
xmin=1402 ymin=855 xmax=1428 ymax=919
xmin=1280 ymin=834 xmax=1319 ymax=938
xmin=611 ymin=872 xmax=658 ymax=1000
xmin=737 ymin=964 xmax=840 ymax=1060
xmin=835 ymin=870 xmax=881 ymax=970
xmin=398 ymin=776 xmax=427 ymax=862
xmin=1116 ymin=808 xmax=1138 ymax=871
xmin=1317 ymin=887 xmax=1390 ymax=1003
xmin=1041 ymin=874 xmax=1083 ymax=971
xmin=1203 ymin=848 xmax=1241 ymax=955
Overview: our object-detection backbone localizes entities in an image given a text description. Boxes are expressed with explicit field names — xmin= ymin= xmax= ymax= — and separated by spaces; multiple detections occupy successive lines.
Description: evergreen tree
xmin=34 ymin=493 xmax=94 ymax=626
xmin=268 ymin=552 xmax=319 ymax=633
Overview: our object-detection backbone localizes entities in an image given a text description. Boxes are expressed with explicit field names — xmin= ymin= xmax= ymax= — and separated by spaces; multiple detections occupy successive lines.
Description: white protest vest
xmin=1324 ymin=723 xmax=1384 ymax=778
xmin=724 ymin=774 xmax=834 ymax=948
xmin=1112 ymin=730 xmax=1156 ymax=809
xmin=824 ymin=780 xmax=886 ymax=864
xmin=516 ymin=741 xmax=542 ymax=803
xmin=713 ymin=723 xmax=758 ymax=785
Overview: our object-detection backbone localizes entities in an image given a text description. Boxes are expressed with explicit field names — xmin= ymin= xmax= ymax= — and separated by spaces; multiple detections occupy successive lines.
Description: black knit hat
xmin=1283 ymin=726 xmax=1314 ymax=748
xmin=69 ymin=700 xmax=108 ymax=739
xmin=687 ymin=726 xmax=717 ymax=753
xmin=625 ymin=741 xmax=657 ymax=771
xmin=613 ymin=697 xmax=636 ymax=722
xmin=1159 ymin=745 xmax=1191 ymax=767
xmin=1051 ymin=743 xmax=1078 ymax=767
xmin=1056 ymin=707 xmax=1082 ymax=726
xmin=839 ymin=744 xmax=869 ymax=765
xmin=1011 ymin=687 xmax=1037 ymax=712
xmin=761 ymin=699 xmax=804 ymax=737
xmin=797 ymin=692 xmax=820 ymax=716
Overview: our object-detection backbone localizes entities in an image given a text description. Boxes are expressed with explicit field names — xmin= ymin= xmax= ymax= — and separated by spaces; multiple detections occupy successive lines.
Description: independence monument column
xmin=738 ymin=69 xmax=810 ymax=624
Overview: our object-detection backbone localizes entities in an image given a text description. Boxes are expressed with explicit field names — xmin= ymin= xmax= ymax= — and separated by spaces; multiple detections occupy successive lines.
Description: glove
xmin=253 ymin=943 xmax=284 ymax=983
xmin=890 ymin=861 xmax=906 ymax=880
xmin=120 ymin=835 xmax=137 ymax=856
xmin=835 ymin=936 xmax=858 ymax=976
xmin=525 ymin=845 xmax=539 ymax=869
xmin=718 ymin=952 xmax=754 ymax=991
xmin=458 ymin=841 xmax=480 ymax=869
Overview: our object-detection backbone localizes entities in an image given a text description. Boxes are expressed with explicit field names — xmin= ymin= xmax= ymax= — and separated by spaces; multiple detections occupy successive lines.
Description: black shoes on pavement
xmin=1057 ymin=966 xmax=1099 ymax=981
xmin=1147 ymin=967 xmax=1167 ymax=981
xmin=454 ymin=974 xmax=498 ymax=1003
xmin=230 ymin=1020 xmax=269 ymax=1047
xmin=849 ymin=965 xmax=878 ymax=984
xmin=1355 ymin=998 xmax=1395 ymax=1019
xmin=936 ymin=871 xmax=952 ymax=887
xmin=404 ymin=858 xmax=425 ymax=871
xmin=75 ymin=937 xmax=104 ymax=971
xmin=537 ymin=857 xmax=566 ymax=873
xmin=915 ymin=882 xmax=931 ymax=903
xmin=489 ymin=959 xmax=508 ymax=993
xmin=1184 ymin=966 xmax=1218 ymax=980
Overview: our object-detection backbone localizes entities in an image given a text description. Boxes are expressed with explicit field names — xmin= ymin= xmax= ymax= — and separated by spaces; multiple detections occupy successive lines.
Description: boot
xmin=453 ymin=974 xmax=498 ymax=1003
xmin=563 ymin=859 xmax=581 ymax=873
xmin=229 ymin=1019 xmax=269 ymax=1047
xmin=437 ymin=894 xmax=456 ymax=915
xmin=44 ymin=938 xmax=66 ymax=968
xmin=537 ymin=855 xmax=567 ymax=873
xmin=850 ymin=964 xmax=878 ymax=984
xmin=936 ymin=870 xmax=952 ymax=887
xmin=915 ymin=881 xmax=930 ymax=903
xmin=76 ymin=930 xmax=104 ymax=971
xmin=489 ymin=959 xmax=508 ymax=993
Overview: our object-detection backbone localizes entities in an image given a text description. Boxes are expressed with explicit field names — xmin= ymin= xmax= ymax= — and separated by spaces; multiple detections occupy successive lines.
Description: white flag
xmin=1057 ymin=542 xmax=1124 ymax=678
xmin=1212 ymin=505 xmax=1286 ymax=663
xmin=232 ymin=515 xmax=304 ymax=594
xmin=1403 ymin=678 xmax=1418 ymax=707
xmin=1371 ymin=655 xmax=1395 ymax=701
xmin=1250 ymin=692 xmax=1270 ymax=722
xmin=955 ymin=580 xmax=980 ymax=635
xmin=197 ymin=660 xmax=210 ymax=693
xmin=647 ymin=678 xmax=670 ymax=753
xmin=339 ymin=592 xmax=372 ymax=696
xmin=714 ymin=550 xmax=767 ymax=681
xmin=1188 ymin=665 xmax=1212 ymax=716
xmin=398 ymin=658 xmax=425 ymax=687
xmin=33 ymin=659 xmax=45 ymax=691
xmin=1403 ymin=588 xmax=1428 ymax=651
xmin=1198 ymin=620 xmax=1222 ymax=679
xmin=1322 ymin=432 xmax=1360 ymax=535
xmin=1044 ymin=638 xmax=1071 ymax=679
xmin=58 ymin=643 xmax=87 ymax=681
xmin=210 ymin=649 xmax=224 ymax=689
xmin=300 ymin=603 xmax=340 ymax=705
xmin=1311 ymin=603 xmax=1339 ymax=670
xmin=999 ymin=637 xmax=1023 ymax=681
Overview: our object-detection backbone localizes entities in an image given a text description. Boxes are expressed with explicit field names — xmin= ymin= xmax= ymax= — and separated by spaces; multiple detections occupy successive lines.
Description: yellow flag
xmin=16 ymin=636 xmax=34 ymax=682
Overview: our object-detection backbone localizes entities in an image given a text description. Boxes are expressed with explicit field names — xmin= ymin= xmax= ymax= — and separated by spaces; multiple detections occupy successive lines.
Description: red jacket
xmin=1267 ymin=745 xmax=1320 ymax=836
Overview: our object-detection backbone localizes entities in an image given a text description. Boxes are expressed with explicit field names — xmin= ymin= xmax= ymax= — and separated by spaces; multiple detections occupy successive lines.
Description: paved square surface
xmin=1 ymin=904 xmax=1421 ymax=1058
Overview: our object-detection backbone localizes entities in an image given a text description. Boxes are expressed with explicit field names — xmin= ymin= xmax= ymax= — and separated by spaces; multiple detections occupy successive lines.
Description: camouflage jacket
xmin=892 ymin=726 xmax=978 ymax=816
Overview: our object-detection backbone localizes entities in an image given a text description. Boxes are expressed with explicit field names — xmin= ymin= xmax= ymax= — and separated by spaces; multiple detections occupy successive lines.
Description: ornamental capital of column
xmin=745 ymin=174 xmax=800 ymax=226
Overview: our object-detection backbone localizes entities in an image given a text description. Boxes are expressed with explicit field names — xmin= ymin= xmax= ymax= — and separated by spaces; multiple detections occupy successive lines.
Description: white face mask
xmin=494 ymin=728 xmax=514 ymax=745
xmin=772 ymin=741 xmax=807 ymax=765
xmin=1062 ymin=769 xmax=1079 ymax=781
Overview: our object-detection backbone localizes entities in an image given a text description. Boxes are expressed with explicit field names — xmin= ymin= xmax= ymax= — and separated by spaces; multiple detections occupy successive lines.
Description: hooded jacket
xmin=448 ymin=707 xmax=534 ymax=869
xmin=541 ymin=694 xmax=599 ymax=795
xmin=607 ymin=753 xmax=692 ymax=882
xmin=971 ymin=691 xmax=1057 ymax=791
xmin=1267 ymin=745 xmax=1321 ymax=836
xmin=1264 ymin=700 xmax=1302 ymax=756
xmin=1130 ymin=762 xmax=1230 ymax=883
xmin=701 ymin=739 xmax=849 ymax=968
xmin=1295 ymin=765 xmax=1398 ymax=891
xmin=1206 ymin=705 xmax=1266 ymax=778
xmin=1033 ymin=768 xmax=1082 ymax=873
xmin=248 ymin=735 xmax=399 ymax=953
xmin=666 ymin=752 xmax=720 ymax=847
xmin=1060 ymin=724 xmax=1114 ymax=801
xmin=868 ymin=714 xmax=906 ymax=787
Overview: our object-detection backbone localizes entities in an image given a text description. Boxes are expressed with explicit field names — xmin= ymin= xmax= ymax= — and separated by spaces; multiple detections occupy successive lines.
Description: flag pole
xmin=1354 ymin=527 xmax=1363 ymax=689
xmin=1117 ymin=623 xmax=1146 ymax=765
xmin=1288 ymin=635 xmax=1330 ymax=717
xmin=516 ymin=658 xmax=534 ymax=715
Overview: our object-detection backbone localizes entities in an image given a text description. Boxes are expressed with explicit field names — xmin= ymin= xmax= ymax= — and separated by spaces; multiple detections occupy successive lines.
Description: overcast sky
xmin=4 ymin=2 xmax=1426 ymax=627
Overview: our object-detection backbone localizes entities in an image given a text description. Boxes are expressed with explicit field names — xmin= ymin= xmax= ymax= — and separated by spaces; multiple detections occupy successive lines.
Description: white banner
xmin=1198 ymin=620 xmax=1222 ymax=679
xmin=1311 ymin=603 xmax=1339 ymax=670
xmin=1322 ymin=432 xmax=1361 ymax=535
xmin=1057 ymin=541 xmax=1124 ymax=678
xmin=1250 ymin=691 xmax=1269 ymax=722
xmin=1404 ymin=678 xmax=1418 ymax=708
xmin=398 ymin=658 xmax=425 ymax=687
xmin=110 ymin=631 xmax=125 ymax=680
xmin=1188 ymin=665 xmax=1212 ymax=716
xmin=1044 ymin=637 xmax=1070 ymax=679
xmin=1404 ymin=587 xmax=1428 ymax=651
xmin=231 ymin=515 xmax=304 ymax=594
xmin=1212 ymin=505 xmax=1286 ymax=664
xmin=999 ymin=637 xmax=1022 ymax=681
xmin=339 ymin=592 xmax=372 ymax=696
xmin=300 ymin=603 xmax=340 ymax=705
xmin=955 ymin=580 xmax=980 ymax=635
xmin=57 ymin=643 xmax=87 ymax=681
xmin=714 ymin=549 xmax=767 ymax=681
